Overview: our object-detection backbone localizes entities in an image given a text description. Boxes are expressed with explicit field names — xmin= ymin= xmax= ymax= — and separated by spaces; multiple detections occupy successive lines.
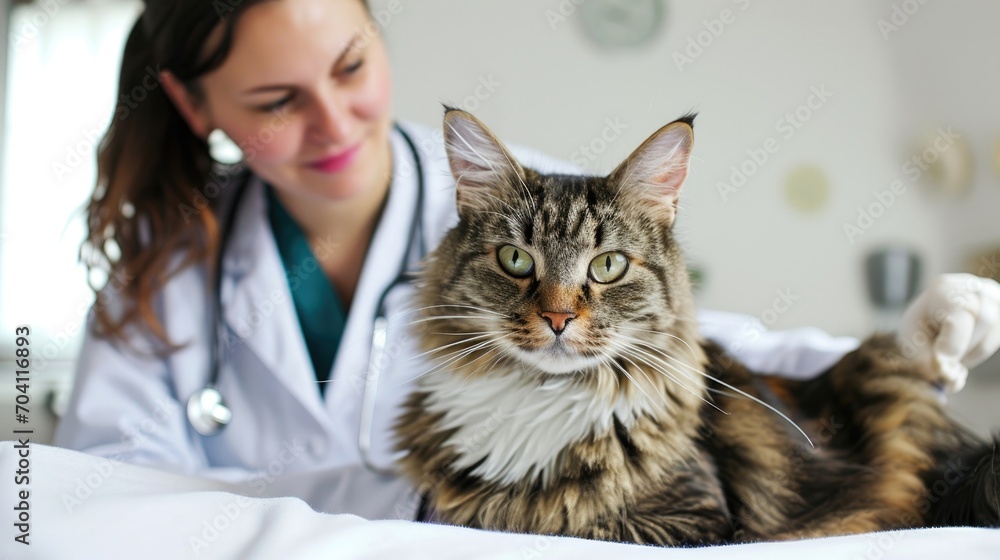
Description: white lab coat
xmin=53 ymin=120 xmax=859 ymax=518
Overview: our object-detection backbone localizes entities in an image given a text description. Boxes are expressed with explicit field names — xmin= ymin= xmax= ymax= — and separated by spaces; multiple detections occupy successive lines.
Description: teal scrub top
xmin=265 ymin=185 xmax=346 ymax=396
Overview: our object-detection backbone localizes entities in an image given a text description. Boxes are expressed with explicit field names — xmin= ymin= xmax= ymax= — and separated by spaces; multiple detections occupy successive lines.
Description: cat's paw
xmin=898 ymin=273 xmax=1000 ymax=393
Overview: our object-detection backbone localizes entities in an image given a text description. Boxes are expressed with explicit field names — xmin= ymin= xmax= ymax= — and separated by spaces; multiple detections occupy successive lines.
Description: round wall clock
xmin=579 ymin=0 xmax=666 ymax=49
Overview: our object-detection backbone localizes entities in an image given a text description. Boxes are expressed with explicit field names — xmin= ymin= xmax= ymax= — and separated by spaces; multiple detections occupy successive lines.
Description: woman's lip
xmin=307 ymin=142 xmax=362 ymax=173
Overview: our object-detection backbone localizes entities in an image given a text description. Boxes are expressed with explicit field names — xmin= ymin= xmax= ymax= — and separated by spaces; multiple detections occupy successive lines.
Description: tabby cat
xmin=394 ymin=108 xmax=999 ymax=545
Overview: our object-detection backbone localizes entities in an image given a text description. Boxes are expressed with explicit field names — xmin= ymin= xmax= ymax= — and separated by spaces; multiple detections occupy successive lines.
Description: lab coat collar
xmin=322 ymin=123 xmax=426 ymax=463
xmin=218 ymin=175 xmax=330 ymax=430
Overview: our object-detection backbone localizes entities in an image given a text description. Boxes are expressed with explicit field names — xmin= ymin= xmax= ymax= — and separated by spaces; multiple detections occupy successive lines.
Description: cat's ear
xmin=443 ymin=107 xmax=526 ymax=217
xmin=608 ymin=115 xmax=695 ymax=226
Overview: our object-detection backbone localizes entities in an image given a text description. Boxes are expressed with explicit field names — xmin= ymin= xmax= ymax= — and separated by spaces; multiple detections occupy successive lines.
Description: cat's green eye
xmin=497 ymin=245 xmax=535 ymax=278
xmin=589 ymin=251 xmax=629 ymax=283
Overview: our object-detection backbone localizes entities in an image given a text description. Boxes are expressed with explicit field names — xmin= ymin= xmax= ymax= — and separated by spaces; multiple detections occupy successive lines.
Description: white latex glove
xmin=898 ymin=273 xmax=1000 ymax=393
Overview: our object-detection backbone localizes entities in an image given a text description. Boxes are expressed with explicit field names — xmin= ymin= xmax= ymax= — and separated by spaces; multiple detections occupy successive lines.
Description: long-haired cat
xmin=394 ymin=108 xmax=999 ymax=545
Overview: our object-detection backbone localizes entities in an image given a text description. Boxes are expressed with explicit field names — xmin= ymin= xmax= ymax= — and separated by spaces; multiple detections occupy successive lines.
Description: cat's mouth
xmin=513 ymin=342 xmax=603 ymax=375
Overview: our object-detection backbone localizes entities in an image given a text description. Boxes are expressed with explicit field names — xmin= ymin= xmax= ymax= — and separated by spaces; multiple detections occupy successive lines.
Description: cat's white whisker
xmin=432 ymin=330 xmax=504 ymax=337
xmin=600 ymin=351 xmax=658 ymax=409
xmin=408 ymin=333 xmax=497 ymax=361
xmin=446 ymin=123 xmax=499 ymax=173
xmin=446 ymin=121 xmax=536 ymax=217
xmin=462 ymin=346 xmax=505 ymax=378
xmin=394 ymin=338 xmax=500 ymax=387
xmin=479 ymin=188 xmax=529 ymax=221
xmin=622 ymin=335 xmax=814 ymax=447
xmin=425 ymin=338 xmax=498 ymax=369
xmin=475 ymin=189 xmax=523 ymax=219
xmin=615 ymin=352 xmax=674 ymax=411
xmin=401 ymin=315 xmax=499 ymax=327
xmin=612 ymin=338 xmax=708 ymax=398
xmin=614 ymin=339 xmax=726 ymax=414
xmin=619 ymin=325 xmax=702 ymax=362
xmin=436 ymin=336 xmax=516 ymax=393
xmin=480 ymin=350 xmax=509 ymax=378
xmin=429 ymin=303 xmax=511 ymax=318
xmin=454 ymin=344 xmax=514 ymax=390
xmin=499 ymin=152 xmax=536 ymax=215
xmin=389 ymin=304 xmax=505 ymax=323
xmin=615 ymin=334 xmax=706 ymax=388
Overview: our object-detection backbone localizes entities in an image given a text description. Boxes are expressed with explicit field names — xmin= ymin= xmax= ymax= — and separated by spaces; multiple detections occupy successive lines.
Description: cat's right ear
xmin=443 ymin=107 xmax=526 ymax=218
xmin=608 ymin=115 xmax=695 ymax=227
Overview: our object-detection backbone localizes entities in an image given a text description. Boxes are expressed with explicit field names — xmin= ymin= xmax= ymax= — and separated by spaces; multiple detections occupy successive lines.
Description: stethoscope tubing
xmin=359 ymin=123 xmax=426 ymax=474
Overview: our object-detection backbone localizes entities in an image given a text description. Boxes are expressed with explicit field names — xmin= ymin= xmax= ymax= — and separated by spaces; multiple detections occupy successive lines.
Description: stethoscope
xmin=187 ymin=123 xmax=427 ymax=475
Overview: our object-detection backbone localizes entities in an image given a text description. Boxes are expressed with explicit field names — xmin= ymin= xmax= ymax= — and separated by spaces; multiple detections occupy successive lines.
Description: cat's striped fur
xmin=394 ymin=108 xmax=999 ymax=545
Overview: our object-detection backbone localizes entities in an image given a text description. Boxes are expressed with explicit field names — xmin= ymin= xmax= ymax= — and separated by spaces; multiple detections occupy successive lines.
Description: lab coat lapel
xmin=219 ymin=177 xmax=330 ymax=429
xmin=322 ymin=125 xmax=423 ymax=464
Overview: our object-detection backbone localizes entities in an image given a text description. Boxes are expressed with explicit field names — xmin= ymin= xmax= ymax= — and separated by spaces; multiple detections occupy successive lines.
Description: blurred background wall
xmin=381 ymin=0 xmax=1000 ymax=337
xmin=1 ymin=0 xmax=999 ymax=440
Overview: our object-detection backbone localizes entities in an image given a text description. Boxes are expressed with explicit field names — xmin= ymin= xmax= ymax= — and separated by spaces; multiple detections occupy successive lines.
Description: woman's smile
xmin=307 ymin=141 xmax=363 ymax=173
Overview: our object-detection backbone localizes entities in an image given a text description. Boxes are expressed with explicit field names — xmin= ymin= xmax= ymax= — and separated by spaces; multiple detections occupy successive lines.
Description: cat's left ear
xmin=608 ymin=115 xmax=695 ymax=226
xmin=443 ymin=107 xmax=526 ymax=218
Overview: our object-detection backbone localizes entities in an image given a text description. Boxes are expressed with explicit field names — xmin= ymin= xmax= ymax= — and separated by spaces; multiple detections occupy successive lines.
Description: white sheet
xmin=2 ymin=442 xmax=997 ymax=559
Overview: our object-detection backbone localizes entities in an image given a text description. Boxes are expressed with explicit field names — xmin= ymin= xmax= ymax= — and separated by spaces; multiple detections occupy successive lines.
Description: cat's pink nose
xmin=540 ymin=311 xmax=576 ymax=335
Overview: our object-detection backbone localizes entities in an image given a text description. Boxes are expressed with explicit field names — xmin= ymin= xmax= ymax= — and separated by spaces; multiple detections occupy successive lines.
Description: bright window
xmin=1 ymin=1 xmax=142 ymax=376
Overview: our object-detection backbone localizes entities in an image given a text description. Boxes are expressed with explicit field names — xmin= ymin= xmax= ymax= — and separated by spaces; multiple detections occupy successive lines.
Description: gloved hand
xmin=898 ymin=273 xmax=1000 ymax=392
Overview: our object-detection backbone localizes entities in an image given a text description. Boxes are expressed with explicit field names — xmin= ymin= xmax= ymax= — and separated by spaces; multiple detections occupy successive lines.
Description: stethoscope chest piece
xmin=187 ymin=387 xmax=233 ymax=436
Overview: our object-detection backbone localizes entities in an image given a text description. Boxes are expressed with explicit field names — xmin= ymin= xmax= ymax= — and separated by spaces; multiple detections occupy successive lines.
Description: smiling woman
xmin=87 ymin=0 xmax=381 ymax=347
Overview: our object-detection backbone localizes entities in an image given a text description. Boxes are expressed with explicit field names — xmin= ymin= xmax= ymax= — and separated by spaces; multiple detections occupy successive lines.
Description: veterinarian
xmin=54 ymin=0 xmax=1000 ymax=519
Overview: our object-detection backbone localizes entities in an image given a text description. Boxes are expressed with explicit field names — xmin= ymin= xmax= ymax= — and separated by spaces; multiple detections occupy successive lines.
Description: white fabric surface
xmin=696 ymin=309 xmax=860 ymax=378
xmin=3 ymin=442 xmax=997 ymax=559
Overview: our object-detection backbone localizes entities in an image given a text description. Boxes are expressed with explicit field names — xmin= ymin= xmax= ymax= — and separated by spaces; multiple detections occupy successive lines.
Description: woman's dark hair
xmin=83 ymin=1 xmax=368 ymax=352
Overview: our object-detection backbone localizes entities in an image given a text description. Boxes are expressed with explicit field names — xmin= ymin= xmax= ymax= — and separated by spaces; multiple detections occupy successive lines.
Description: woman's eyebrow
xmin=241 ymin=34 xmax=363 ymax=95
